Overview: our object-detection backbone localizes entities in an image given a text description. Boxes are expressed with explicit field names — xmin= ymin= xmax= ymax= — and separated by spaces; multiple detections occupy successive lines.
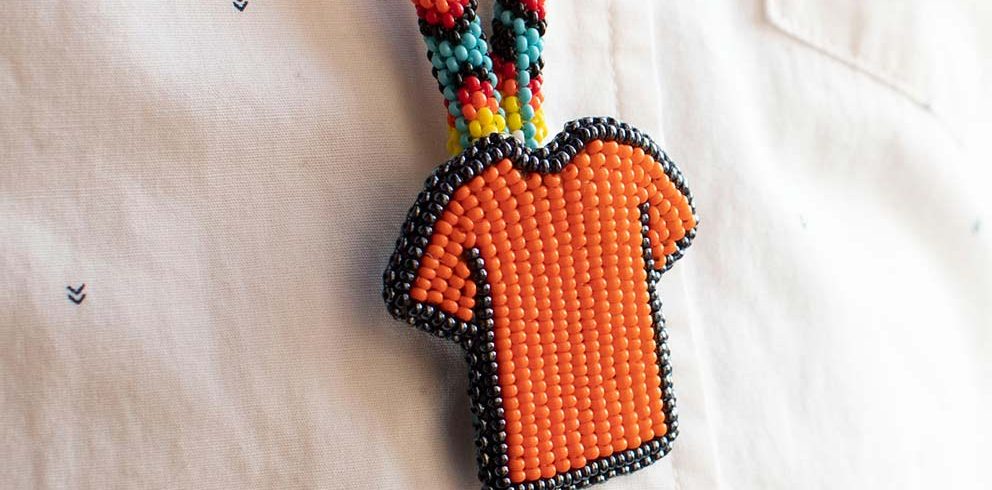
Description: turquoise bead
xmin=516 ymin=53 xmax=530 ymax=70
xmin=513 ymin=18 xmax=526 ymax=35
xmin=518 ymin=87 xmax=533 ymax=104
xmin=438 ymin=41 xmax=452 ymax=58
xmin=521 ymin=104 xmax=534 ymax=119
xmin=455 ymin=117 xmax=468 ymax=132
xmin=528 ymin=46 xmax=541 ymax=62
xmin=449 ymin=101 xmax=462 ymax=117
xmin=518 ymin=70 xmax=531 ymax=85
xmin=443 ymin=86 xmax=457 ymax=101
xmin=469 ymin=49 xmax=483 ymax=67
xmin=469 ymin=21 xmax=482 ymax=36
xmin=445 ymin=57 xmax=459 ymax=72
xmin=462 ymin=33 xmax=477 ymax=49
xmin=438 ymin=69 xmax=451 ymax=85
xmin=523 ymin=122 xmax=537 ymax=139
xmin=526 ymin=28 xmax=540 ymax=44
xmin=454 ymin=45 xmax=468 ymax=62
xmin=431 ymin=54 xmax=444 ymax=70
xmin=460 ymin=134 xmax=471 ymax=148
xmin=516 ymin=36 xmax=529 ymax=53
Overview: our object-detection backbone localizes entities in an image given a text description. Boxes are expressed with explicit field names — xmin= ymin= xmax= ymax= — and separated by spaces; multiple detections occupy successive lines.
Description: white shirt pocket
xmin=765 ymin=0 xmax=978 ymax=129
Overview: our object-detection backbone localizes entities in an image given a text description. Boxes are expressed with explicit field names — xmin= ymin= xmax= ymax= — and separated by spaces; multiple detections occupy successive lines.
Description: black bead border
xmin=382 ymin=117 xmax=697 ymax=489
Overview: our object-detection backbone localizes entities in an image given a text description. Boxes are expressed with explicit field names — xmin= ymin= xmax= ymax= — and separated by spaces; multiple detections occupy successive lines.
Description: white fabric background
xmin=2 ymin=1 xmax=990 ymax=489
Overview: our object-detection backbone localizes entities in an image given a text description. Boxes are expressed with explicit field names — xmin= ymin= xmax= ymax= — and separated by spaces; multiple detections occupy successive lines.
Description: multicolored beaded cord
xmin=412 ymin=0 xmax=549 ymax=154
xmin=490 ymin=0 xmax=548 ymax=149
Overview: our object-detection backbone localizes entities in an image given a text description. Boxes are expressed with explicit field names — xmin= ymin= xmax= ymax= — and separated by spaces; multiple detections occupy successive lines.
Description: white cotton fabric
xmin=2 ymin=1 xmax=990 ymax=489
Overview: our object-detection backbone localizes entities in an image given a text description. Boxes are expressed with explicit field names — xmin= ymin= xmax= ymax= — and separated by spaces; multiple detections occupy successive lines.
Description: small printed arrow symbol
xmin=67 ymin=284 xmax=86 ymax=305
xmin=233 ymin=0 xmax=248 ymax=11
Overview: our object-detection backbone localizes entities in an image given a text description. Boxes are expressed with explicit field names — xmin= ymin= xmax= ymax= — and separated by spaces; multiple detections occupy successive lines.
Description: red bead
xmin=464 ymin=75 xmax=481 ymax=92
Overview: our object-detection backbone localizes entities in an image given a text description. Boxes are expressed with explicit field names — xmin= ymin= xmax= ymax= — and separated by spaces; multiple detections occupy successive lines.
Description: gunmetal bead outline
xmin=383 ymin=117 xmax=697 ymax=490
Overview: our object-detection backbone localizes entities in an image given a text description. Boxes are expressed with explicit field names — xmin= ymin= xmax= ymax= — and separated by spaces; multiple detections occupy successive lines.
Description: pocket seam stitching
xmin=764 ymin=0 xmax=933 ymax=110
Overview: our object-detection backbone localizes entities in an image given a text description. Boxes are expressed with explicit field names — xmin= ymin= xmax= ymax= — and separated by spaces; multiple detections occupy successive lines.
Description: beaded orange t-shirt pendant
xmin=382 ymin=2 xmax=698 ymax=489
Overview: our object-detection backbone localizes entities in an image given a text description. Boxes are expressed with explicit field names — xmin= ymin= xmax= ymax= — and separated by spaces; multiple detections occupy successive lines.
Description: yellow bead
xmin=478 ymin=107 xmax=494 ymax=126
xmin=504 ymin=96 xmax=520 ymax=113
xmin=508 ymin=113 xmax=523 ymax=131
xmin=469 ymin=120 xmax=483 ymax=138
xmin=447 ymin=127 xmax=461 ymax=155
xmin=495 ymin=114 xmax=507 ymax=132
xmin=533 ymin=109 xmax=547 ymax=142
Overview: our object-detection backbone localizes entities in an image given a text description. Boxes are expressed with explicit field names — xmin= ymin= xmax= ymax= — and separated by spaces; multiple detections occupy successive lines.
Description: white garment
xmin=1 ymin=1 xmax=990 ymax=489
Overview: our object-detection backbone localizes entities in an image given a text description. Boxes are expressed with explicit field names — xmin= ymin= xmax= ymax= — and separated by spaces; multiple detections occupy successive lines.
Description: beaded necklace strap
xmin=414 ymin=0 xmax=506 ymax=154
xmin=411 ymin=0 xmax=549 ymax=154
xmin=490 ymin=0 xmax=547 ymax=149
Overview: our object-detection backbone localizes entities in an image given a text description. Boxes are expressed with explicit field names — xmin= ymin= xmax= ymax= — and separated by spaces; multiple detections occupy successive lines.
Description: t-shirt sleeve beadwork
xmin=408 ymin=199 xmax=478 ymax=322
